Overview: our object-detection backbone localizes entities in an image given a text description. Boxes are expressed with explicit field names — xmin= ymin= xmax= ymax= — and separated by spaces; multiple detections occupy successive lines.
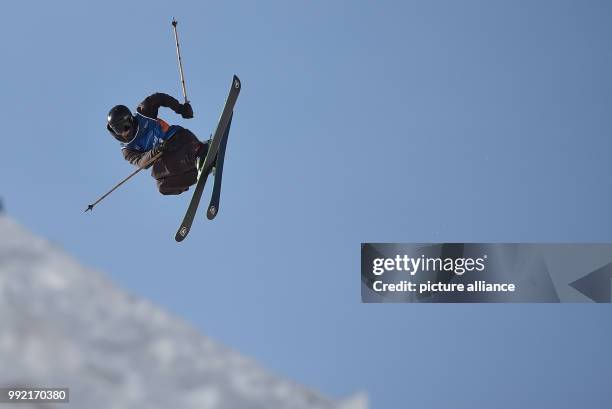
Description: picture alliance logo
xmin=372 ymin=254 xmax=488 ymax=276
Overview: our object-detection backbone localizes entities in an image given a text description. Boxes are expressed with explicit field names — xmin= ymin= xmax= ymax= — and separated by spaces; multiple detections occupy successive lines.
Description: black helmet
xmin=107 ymin=105 xmax=134 ymax=142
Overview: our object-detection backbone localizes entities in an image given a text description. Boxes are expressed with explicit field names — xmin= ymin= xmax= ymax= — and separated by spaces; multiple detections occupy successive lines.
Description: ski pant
xmin=157 ymin=168 xmax=198 ymax=195
xmin=151 ymin=129 xmax=205 ymax=195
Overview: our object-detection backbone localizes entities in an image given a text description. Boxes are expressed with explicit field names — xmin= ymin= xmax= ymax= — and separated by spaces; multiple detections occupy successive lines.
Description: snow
xmin=0 ymin=216 xmax=367 ymax=409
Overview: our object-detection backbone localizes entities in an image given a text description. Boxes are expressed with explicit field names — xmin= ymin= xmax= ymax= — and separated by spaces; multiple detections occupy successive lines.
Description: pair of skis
xmin=175 ymin=75 xmax=241 ymax=242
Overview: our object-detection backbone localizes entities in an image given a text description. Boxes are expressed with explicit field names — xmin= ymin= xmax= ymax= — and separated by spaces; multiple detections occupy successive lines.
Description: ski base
xmin=207 ymin=113 xmax=232 ymax=220
xmin=175 ymin=75 xmax=240 ymax=242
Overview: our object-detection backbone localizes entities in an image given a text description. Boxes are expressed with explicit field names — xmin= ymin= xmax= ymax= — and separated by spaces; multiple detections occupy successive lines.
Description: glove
xmin=181 ymin=102 xmax=194 ymax=119
xmin=153 ymin=140 xmax=170 ymax=156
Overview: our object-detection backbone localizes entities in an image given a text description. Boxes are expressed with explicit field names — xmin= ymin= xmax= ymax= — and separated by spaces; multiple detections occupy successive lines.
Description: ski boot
xmin=196 ymin=135 xmax=216 ymax=177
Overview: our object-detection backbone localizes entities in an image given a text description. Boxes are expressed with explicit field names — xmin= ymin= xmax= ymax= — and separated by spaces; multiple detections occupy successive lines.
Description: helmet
xmin=107 ymin=105 xmax=134 ymax=142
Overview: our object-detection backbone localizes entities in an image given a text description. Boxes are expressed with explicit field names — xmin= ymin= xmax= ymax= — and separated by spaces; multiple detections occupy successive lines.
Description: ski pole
xmin=171 ymin=18 xmax=189 ymax=103
xmin=85 ymin=151 xmax=163 ymax=212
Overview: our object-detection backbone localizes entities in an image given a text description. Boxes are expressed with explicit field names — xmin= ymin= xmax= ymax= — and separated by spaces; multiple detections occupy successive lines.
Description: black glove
xmin=181 ymin=102 xmax=194 ymax=119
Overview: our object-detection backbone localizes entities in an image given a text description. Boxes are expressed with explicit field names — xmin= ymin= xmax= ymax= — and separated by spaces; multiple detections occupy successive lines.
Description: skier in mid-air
xmin=106 ymin=93 xmax=208 ymax=195
xmin=86 ymin=20 xmax=239 ymax=242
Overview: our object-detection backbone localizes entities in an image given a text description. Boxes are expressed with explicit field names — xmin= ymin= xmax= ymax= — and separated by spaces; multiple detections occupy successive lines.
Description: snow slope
xmin=0 ymin=216 xmax=366 ymax=409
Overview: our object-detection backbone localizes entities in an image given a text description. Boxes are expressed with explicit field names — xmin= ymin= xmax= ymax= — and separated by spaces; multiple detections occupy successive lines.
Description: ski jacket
xmin=120 ymin=93 xmax=201 ymax=182
xmin=121 ymin=93 xmax=187 ymax=168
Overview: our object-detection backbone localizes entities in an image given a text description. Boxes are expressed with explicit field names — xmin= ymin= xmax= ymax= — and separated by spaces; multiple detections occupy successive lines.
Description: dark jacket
xmin=121 ymin=93 xmax=201 ymax=183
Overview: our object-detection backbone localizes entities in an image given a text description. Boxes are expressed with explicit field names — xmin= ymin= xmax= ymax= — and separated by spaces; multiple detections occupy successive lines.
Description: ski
xmin=207 ymin=113 xmax=232 ymax=220
xmin=175 ymin=75 xmax=241 ymax=242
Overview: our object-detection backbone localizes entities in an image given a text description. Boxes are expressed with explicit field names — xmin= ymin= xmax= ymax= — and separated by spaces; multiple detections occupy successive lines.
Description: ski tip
xmin=175 ymin=225 xmax=190 ymax=242
xmin=232 ymin=75 xmax=241 ymax=90
xmin=207 ymin=205 xmax=218 ymax=220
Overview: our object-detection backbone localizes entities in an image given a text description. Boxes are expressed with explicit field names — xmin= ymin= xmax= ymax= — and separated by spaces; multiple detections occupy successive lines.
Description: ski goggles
xmin=108 ymin=119 xmax=134 ymax=142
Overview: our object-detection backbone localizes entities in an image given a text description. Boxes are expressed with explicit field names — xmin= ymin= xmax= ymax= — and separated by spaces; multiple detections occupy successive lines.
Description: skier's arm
xmin=137 ymin=93 xmax=192 ymax=119
xmin=122 ymin=147 xmax=162 ymax=169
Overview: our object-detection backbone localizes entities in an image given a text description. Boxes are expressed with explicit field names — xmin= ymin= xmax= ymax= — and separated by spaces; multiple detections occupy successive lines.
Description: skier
xmin=106 ymin=93 xmax=208 ymax=195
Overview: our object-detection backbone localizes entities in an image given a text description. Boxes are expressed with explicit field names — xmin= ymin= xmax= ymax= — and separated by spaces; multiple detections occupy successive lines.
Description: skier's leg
xmin=157 ymin=168 xmax=198 ymax=195
xmin=158 ymin=181 xmax=187 ymax=195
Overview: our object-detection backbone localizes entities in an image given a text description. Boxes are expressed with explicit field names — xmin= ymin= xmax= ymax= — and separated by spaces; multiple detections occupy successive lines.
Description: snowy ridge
xmin=0 ymin=216 xmax=367 ymax=409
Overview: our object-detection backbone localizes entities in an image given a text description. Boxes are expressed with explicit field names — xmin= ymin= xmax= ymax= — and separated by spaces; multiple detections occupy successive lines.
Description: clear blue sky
xmin=2 ymin=1 xmax=611 ymax=408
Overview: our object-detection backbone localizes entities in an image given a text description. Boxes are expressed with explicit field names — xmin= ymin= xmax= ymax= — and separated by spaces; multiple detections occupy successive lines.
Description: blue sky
xmin=1 ymin=1 xmax=611 ymax=408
